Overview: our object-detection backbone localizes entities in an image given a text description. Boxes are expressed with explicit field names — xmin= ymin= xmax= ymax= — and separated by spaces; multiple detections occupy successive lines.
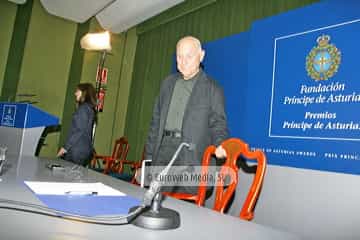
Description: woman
xmin=57 ymin=83 xmax=97 ymax=166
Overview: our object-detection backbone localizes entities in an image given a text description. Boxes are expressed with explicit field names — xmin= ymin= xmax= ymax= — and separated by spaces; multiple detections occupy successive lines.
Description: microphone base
xmin=129 ymin=206 xmax=180 ymax=230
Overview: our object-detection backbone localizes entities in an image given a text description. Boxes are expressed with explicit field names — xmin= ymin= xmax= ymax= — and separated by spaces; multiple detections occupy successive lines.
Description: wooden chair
xmin=128 ymin=148 xmax=146 ymax=184
xmin=164 ymin=138 xmax=267 ymax=221
xmin=109 ymin=146 xmax=145 ymax=184
xmin=90 ymin=137 xmax=129 ymax=174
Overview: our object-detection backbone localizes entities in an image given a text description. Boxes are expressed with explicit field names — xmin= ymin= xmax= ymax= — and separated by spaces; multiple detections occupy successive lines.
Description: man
xmin=145 ymin=36 xmax=228 ymax=193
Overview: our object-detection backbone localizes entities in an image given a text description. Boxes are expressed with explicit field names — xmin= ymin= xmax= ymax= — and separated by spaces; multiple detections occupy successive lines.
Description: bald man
xmin=145 ymin=36 xmax=228 ymax=194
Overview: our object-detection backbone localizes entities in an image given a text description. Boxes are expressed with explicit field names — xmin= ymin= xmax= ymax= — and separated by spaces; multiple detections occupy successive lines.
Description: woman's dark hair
xmin=76 ymin=83 xmax=97 ymax=108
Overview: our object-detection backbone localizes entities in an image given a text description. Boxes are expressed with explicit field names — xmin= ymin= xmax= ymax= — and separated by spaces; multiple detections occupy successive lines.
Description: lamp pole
xmin=80 ymin=31 xmax=111 ymax=147
xmin=95 ymin=50 xmax=107 ymax=111
xmin=92 ymin=50 xmax=108 ymax=145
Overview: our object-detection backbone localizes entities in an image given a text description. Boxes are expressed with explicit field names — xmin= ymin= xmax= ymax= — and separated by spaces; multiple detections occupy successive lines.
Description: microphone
xmin=130 ymin=142 xmax=194 ymax=230
xmin=142 ymin=142 xmax=193 ymax=206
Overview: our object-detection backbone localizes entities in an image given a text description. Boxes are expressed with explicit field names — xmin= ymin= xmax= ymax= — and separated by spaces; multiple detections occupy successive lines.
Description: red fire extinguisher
xmin=96 ymin=88 xmax=106 ymax=112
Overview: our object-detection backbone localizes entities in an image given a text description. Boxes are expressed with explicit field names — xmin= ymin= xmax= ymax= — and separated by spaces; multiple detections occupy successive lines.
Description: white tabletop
xmin=0 ymin=155 xmax=301 ymax=240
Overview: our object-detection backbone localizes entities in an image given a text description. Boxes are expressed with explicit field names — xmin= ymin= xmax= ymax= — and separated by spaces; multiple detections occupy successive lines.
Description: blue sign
xmin=270 ymin=21 xmax=360 ymax=141
xmin=1 ymin=105 xmax=16 ymax=127
xmin=0 ymin=102 xmax=59 ymax=128
xmin=196 ymin=0 xmax=360 ymax=175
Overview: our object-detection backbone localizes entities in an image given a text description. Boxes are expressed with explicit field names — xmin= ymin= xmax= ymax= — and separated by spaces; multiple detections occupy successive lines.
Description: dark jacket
xmin=64 ymin=102 xmax=94 ymax=166
xmin=145 ymin=69 xmax=229 ymax=167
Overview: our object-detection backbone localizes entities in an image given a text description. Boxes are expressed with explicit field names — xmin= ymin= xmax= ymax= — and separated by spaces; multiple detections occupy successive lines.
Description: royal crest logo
xmin=306 ymin=35 xmax=341 ymax=81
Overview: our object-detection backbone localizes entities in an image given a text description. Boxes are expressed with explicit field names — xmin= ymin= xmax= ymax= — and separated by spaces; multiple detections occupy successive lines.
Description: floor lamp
xmin=80 ymin=31 xmax=112 ymax=144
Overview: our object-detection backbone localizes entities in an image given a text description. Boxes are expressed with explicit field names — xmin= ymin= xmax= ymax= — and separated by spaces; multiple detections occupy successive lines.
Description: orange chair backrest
xmin=197 ymin=138 xmax=266 ymax=221
xmin=110 ymin=137 xmax=129 ymax=172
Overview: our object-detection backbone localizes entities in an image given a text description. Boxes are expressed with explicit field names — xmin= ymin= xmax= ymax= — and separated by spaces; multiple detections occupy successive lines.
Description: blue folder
xmin=36 ymin=194 xmax=141 ymax=216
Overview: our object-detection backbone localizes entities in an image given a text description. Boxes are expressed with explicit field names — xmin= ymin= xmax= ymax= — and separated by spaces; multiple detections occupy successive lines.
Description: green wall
xmin=0 ymin=0 xmax=137 ymax=158
xmin=125 ymin=0 xmax=320 ymax=160
xmin=16 ymin=0 xmax=77 ymax=157
xmin=0 ymin=1 xmax=17 ymax=91
xmin=1 ymin=0 xmax=33 ymax=102
xmin=0 ymin=0 xmax=319 ymax=161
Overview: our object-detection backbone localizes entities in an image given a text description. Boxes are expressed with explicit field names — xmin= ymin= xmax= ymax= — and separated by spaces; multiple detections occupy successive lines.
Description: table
xmin=0 ymin=155 xmax=301 ymax=240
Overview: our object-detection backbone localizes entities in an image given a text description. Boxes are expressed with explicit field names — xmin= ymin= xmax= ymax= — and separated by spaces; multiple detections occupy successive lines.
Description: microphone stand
xmin=129 ymin=142 xmax=192 ymax=230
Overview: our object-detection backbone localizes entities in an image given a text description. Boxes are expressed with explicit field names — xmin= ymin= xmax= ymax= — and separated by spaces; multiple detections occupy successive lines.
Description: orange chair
xmin=109 ymin=146 xmax=145 ymax=184
xmin=90 ymin=137 xmax=129 ymax=174
xmin=120 ymin=147 xmax=145 ymax=184
xmin=164 ymin=138 xmax=266 ymax=221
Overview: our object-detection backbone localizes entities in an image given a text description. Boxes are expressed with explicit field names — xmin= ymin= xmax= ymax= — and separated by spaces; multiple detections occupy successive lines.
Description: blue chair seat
xmin=109 ymin=172 xmax=134 ymax=182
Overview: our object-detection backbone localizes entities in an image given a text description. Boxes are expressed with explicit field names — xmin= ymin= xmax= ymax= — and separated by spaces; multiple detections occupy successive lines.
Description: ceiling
xmin=8 ymin=0 xmax=185 ymax=33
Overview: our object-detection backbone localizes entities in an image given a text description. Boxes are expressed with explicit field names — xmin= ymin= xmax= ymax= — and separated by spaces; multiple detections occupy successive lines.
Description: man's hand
xmin=215 ymin=145 xmax=226 ymax=158
xmin=56 ymin=147 xmax=67 ymax=157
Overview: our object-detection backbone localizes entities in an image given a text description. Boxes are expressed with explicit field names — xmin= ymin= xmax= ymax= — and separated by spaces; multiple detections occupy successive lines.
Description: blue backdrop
xmin=199 ymin=0 xmax=360 ymax=175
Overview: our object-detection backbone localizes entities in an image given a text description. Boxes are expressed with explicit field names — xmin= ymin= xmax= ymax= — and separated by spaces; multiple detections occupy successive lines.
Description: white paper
xmin=24 ymin=181 xmax=126 ymax=196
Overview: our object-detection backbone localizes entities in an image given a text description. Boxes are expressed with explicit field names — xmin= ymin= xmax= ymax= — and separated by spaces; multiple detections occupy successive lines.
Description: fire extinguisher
xmin=97 ymin=88 xmax=106 ymax=112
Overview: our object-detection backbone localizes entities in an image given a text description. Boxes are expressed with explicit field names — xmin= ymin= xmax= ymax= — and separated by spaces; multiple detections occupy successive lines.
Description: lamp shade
xmin=80 ymin=31 xmax=111 ymax=51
